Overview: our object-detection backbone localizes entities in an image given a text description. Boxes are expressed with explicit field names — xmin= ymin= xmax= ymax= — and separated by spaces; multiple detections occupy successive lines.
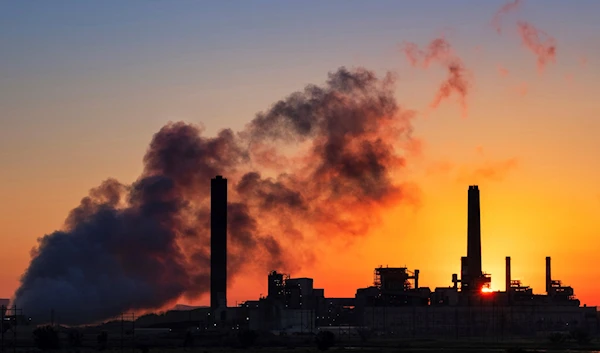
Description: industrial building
xmin=47 ymin=180 xmax=596 ymax=338
xmin=225 ymin=184 xmax=598 ymax=336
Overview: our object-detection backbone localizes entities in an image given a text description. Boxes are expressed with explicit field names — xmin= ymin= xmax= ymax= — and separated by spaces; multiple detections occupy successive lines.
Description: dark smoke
xmin=14 ymin=67 xmax=418 ymax=325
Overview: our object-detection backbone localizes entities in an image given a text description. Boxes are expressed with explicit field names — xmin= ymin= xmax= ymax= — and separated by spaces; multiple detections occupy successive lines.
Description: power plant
xmin=3 ymin=180 xmax=597 ymax=341
xmin=124 ymin=181 xmax=598 ymax=339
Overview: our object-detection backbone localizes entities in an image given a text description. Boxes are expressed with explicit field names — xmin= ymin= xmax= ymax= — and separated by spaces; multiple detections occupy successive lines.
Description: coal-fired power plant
xmin=12 ymin=182 xmax=598 ymax=339
xmin=127 ymin=182 xmax=597 ymax=338
xmin=210 ymin=175 xmax=228 ymax=310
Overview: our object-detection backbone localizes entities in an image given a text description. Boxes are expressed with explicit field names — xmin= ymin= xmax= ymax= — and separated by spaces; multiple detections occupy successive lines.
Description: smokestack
xmin=211 ymin=175 xmax=228 ymax=309
xmin=467 ymin=185 xmax=482 ymax=288
xmin=505 ymin=256 xmax=511 ymax=293
xmin=414 ymin=269 xmax=420 ymax=290
xmin=545 ymin=256 xmax=551 ymax=294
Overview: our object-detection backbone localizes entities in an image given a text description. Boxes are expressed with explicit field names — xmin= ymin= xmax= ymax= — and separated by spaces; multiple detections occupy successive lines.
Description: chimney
xmin=467 ymin=185 xmax=482 ymax=288
xmin=211 ymin=175 xmax=228 ymax=309
xmin=414 ymin=269 xmax=420 ymax=290
xmin=545 ymin=256 xmax=551 ymax=294
xmin=505 ymin=256 xmax=511 ymax=293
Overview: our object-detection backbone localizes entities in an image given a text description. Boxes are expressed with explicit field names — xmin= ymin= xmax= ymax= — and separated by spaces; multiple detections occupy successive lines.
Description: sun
xmin=481 ymin=287 xmax=493 ymax=293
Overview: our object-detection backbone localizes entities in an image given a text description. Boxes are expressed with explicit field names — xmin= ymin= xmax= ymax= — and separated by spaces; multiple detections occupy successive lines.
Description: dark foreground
xmin=5 ymin=325 xmax=600 ymax=353
xmin=5 ymin=338 xmax=600 ymax=353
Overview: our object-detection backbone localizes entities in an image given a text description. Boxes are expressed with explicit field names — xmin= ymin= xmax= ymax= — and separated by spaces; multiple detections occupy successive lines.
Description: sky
xmin=1 ymin=0 xmax=600 ymax=314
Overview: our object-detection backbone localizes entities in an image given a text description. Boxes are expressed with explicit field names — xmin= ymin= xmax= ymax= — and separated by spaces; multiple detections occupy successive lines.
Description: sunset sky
xmin=1 ymin=0 xmax=600 ymax=312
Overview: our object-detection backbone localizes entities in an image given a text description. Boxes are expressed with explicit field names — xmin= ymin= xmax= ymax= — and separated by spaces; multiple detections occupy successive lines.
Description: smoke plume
xmin=492 ymin=0 xmax=557 ymax=72
xmin=14 ymin=67 xmax=418 ymax=325
xmin=456 ymin=158 xmax=519 ymax=183
xmin=516 ymin=22 xmax=557 ymax=72
xmin=402 ymin=38 xmax=470 ymax=117
xmin=492 ymin=0 xmax=522 ymax=34
xmin=426 ymin=157 xmax=519 ymax=183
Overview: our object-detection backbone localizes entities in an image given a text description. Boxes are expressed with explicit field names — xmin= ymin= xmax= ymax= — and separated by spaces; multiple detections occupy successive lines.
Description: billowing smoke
xmin=402 ymin=38 xmax=470 ymax=116
xmin=13 ymin=67 xmax=418 ymax=325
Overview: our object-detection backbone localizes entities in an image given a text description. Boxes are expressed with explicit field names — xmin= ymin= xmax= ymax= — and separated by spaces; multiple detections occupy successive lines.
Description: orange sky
xmin=1 ymin=1 xmax=600 ymax=313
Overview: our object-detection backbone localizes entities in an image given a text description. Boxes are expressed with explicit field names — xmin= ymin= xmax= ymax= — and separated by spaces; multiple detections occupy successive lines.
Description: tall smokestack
xmin=545 ymin=256 xmax=551 ymax=294
xmin=467 ymin=185 xmax=482 ymax=287
xmin=505 ymin=256 xmax=511 ymax=293
xmin=211 ymin=175 xmax=228 ymax=309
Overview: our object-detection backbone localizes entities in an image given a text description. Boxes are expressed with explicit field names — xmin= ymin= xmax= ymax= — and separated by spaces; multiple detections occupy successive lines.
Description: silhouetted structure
xmin=210 ymin=175 xmax=227 ymax=309
xmin=123 ymin=184 xmax=599 ymax=337
xmin=19 ymin=184 xmax=598 ymax=339
xmin=462 ymin=185 xmax=491 ymax=293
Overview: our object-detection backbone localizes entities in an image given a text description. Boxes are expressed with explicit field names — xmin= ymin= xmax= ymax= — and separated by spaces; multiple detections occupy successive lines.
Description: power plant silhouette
xmin=3 ymin=178 xmax=596 ymax=339
xmin=193 ymin=178 xmax=597 ymax=336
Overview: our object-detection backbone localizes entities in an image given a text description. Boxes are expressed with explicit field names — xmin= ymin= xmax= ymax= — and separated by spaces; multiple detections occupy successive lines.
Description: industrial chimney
xmin=466 ymin=185 xmax=482 ymax=289
xmin=414 ymin=269 xmax=420 ymax=290
xmin=211 ymin=175 xmax=228 ymax=309
xmin=505 ymin=256 xmax=511 ymax=293
xmin=545 ymin=256 xmax=552 ymax=295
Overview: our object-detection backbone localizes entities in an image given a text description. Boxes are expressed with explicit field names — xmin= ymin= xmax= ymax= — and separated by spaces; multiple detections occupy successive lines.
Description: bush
xmin=32 ymin=325 xmax=61 ymax=350
xmin=68 ymin=329 xmax=83 ymax=347
xmin=97 ymin=331 xmax=108 ymax=351
xmin=238 ymin=330 xmax=258 ymax=348
xmin=315 ymin=331 xmax=335 ymax=351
